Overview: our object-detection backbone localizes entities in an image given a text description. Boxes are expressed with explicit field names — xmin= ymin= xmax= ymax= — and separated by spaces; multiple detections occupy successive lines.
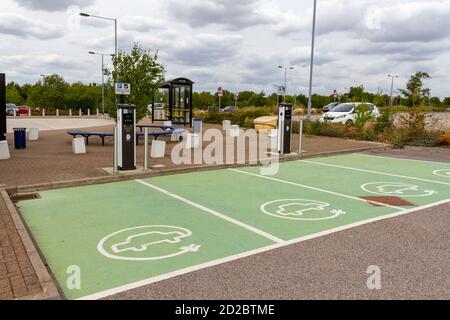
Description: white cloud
xmin=14 ymin=0 xmax=96 ymax=11
xmin=0 ymin=13 xmax=65 ymax=39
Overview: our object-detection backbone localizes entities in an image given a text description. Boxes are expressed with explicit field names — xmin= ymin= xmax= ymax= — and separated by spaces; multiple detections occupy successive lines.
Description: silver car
xmin=6 ymin=104 xmax=20 ymax=116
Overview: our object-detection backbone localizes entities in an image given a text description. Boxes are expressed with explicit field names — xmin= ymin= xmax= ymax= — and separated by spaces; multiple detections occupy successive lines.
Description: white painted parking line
xmin=77 ymin=198 xmax=450 ymax=300
xmin=358 ymin=153 xmax=450 ymax=166
xmin=135 ymin=179 xmax=284 ymax=244
xmin=229 ymin=169 xmax=405 ymax=211
xmin=301 ymin=160 xmax=450 ymax=186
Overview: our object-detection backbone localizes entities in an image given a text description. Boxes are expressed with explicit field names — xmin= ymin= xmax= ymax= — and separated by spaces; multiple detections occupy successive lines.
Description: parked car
xmin=18 ymin=106 xmax=31 ymax=116
xmin=219 ymin=106 xmax=238 ymax=113
xmin=320 ymin=102 xmax=380 ymax=125
xmin=6 ymin=103 xmax=20 ymax=116
xmin=322 ymin=102 xmax=340 ymax=113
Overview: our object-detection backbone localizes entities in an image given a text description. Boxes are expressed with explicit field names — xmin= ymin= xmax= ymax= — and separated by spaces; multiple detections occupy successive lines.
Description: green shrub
xmin=373 ymin=108 xmax=393 ymax=134
xmin=200 ymin=107 xmax=273 ymax=128
xmin=407 ymin=132 xmax=442 ymax=147
xmin=354 ymin=104 xmax=373 ymax=131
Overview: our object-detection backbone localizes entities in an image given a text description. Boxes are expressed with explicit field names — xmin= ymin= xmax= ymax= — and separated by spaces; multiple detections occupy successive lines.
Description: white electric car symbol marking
xmin=261 ymin=199 xmax=346 ymax=221
xmin=98 ymin=225 xmax=200 ymax=261
xmin=362 ymin=182 xmax=437 ymax=197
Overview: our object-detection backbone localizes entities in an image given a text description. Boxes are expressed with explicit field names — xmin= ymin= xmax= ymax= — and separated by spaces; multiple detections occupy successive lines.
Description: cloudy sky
xmin=0 ymin=0 xmax=449 ymax=97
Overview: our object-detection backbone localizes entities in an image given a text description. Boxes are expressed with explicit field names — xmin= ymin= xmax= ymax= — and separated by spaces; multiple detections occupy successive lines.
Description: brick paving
xmin=0 ymin=194 xmax=42 ymax=299
xmin=0 ymin=120 xmax=384 ymax=189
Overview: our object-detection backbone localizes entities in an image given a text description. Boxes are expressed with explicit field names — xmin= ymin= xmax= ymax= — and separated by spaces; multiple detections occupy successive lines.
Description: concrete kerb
xmin=7 ymin=144 xmax=389 ymax=196
xmin=0 ymin=186 xmax=61 ymax=300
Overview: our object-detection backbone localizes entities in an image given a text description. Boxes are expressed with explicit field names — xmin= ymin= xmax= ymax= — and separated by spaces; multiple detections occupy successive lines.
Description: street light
xmin=307 ymin=0 xmax=318 ymax=120
xmin=387 ymin=74 xmax=399 ymax=106
xmin=89 ymin=52 xmax=114 ymax=115
xmin=80 ymin=12 xmax=118 ymax=57
xmin=278 ymin=66 xmax=294 ymax=102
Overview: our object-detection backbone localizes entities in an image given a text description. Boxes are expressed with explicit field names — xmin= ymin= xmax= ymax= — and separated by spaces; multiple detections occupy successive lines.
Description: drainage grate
xmin=361 ymin=196 xmax=415 ymax=207
xmin=11 ymin=193 xmax=41 ymax=203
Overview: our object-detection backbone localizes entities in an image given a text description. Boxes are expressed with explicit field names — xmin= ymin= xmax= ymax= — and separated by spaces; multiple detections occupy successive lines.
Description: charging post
xmin=277 ymin=103 xmax=293 ymax=155
xmin=115 ymin=83 xmax=136 ymax=171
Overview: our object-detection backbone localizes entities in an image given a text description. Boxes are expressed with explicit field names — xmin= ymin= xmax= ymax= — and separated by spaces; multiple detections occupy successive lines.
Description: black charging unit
xmin=278 ymin=103 xmax=293 ymax=155
xmin=117 ymin=104 xmax=136 ymax=171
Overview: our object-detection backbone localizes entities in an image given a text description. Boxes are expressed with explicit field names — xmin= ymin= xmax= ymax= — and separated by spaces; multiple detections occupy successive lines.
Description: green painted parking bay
xmin=18 ymin=181 xmax=274 ymax=300
xmin=16 ymin=154 xmax=450 ymax=300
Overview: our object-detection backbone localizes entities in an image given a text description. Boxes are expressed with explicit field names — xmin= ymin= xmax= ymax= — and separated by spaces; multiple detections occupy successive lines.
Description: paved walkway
xmin=0 ymin=192 xmax=42 ymax=299
xmin=0 ymin=121 xmax=384 ymax=190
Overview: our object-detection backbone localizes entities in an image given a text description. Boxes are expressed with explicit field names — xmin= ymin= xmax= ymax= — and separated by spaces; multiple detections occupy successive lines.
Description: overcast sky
xmin=0 ymin=0 xmax=449 ymax=97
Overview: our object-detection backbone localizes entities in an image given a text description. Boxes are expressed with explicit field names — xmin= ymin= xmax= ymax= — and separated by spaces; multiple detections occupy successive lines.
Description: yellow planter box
xmin=254 ymin=116 xmax=278 ymax=132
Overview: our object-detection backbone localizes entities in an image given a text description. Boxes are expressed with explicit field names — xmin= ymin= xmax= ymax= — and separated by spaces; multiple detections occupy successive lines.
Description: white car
xmin=320 ymin=102 xmax=380 ymax=125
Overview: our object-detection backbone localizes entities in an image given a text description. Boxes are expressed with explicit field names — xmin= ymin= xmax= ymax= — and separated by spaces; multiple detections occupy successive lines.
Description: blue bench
xmin=67 ymin=128 xmax=187 ymax=146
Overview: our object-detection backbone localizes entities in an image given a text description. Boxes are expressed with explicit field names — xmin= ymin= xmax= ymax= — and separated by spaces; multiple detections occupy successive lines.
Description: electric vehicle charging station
xmin=277 ymin=103 xmax=293 ymax=155
xmin=115 ymin=83 xmax=136 ymax=171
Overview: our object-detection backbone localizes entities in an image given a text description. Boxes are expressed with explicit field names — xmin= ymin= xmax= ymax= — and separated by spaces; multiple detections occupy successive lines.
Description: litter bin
xmin=13 ymin=128 xmax=27 ymax=149
xmin=193 ymin=118 xmax=203 ymax=134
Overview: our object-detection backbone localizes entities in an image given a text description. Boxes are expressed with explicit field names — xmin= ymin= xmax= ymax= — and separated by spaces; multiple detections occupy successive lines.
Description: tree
xmin=106 ymin=43 xmax=165 ymax=121
xmin=443 ymin=97 xmax=450 ymax=106
xmin=28 ymin=75 xmax=68 ymax=109
xmin=399 ymin=71 xmax=431 ymax=107
xmin=6 ymin=85 xmax=23 ymax=105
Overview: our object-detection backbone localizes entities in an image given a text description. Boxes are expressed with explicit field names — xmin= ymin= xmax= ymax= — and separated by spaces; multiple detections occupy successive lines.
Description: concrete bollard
xmin=96 ymin=109 xmax=99 ymax=117
xmin=72 ymin=138 xmax=86 ymax=154
xmin=42 ymin=109 xmax=45 ymax=117
xmin=28 ymin=128 xmax=39 ymax=141
xmin=151 ymin=140 xmax=166 ymax=158
xmin=69 ymin=109 xmax=72 ymax=117
xmin=79 ymin=109 xmax=82 ymax=117
xmin=87 ymin=109 xmax=91 ymax=117
xmin=56 ymin=109 xmax=59 ymax=117
xmin=0 ymin=141 xmax=10 ymax=160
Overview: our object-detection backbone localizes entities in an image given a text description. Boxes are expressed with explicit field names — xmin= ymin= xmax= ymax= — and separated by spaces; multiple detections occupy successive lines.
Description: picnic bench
xmin=67 ymin=127 xmax=187 ymax=146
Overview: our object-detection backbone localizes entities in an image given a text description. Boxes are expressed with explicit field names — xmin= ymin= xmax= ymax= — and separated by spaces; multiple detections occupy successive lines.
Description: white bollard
xmin=268 ymin=129 xmax=278 ymax=152
xmin=0 ymin=141 xmax=10 ymax=160
xmin=28 ymin=128 xmax=39 ymax=141
xmin=223 ymin=120 xmax=231 ymax=131
xmin=151 ymin=140 xmax=166 ymax=158
xmin=96 ymin=109 xmax=99 ymax=117
xmin=229 ymin=125 xmax=240 ymax=137
xmin=87 ymin=109 xmax=91 ymax=117
xmin=72 ymin=138 xmax=86 ymax=154
xmin=69 ymin=109 xmax=72 ymax=117
xmin=186 ymin=133 xmax=200 ymax=149
xmin=42 ymin=109 xmax=45 ymax=117
xmin=28 ymin=109 xmax=31 ymax=117
xmin=56 ymin=109 xmax=59 ymax=117
xmin=79 ymin=109 xmax=82 ymax=117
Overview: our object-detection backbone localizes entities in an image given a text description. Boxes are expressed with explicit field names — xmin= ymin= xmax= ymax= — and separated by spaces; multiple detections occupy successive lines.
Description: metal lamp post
xmin=307 ymin=0 xmax=318 ymax=120
xmin=80 ymin=13 xmax=118 ymax=57
xmin=89 ymin=52 xmax=114 ymax=115
xmin=278 ymin=66 xmax=294 ymax=102
xmin=388 ymin=74 xmax=399 ymax=106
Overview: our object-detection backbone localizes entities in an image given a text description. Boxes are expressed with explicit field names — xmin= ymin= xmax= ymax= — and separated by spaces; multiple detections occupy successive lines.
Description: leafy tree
xmin=193 ymin=91 xmax=215 ymax=110
xmin=399 ymin=71 xmax=431 ymax=107
xmin=430 ymin=97 xmax=441 ymax=107
xmin=28 ymin=75 xmax=68 ymax=109
xmin=6 ymin=85 xmax=23 ymax=105
xmin=443 ymin=97 xmax=450 ymax=106
xmin=106 ymin=43 xmax=165 ymax=121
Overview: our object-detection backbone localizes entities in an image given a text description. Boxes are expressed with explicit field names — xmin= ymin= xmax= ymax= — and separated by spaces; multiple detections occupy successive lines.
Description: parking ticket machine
xmin=117 ymin=104 xmax=136 ymax=171
xmin=277 ymin=103 xmax=293 ymax=155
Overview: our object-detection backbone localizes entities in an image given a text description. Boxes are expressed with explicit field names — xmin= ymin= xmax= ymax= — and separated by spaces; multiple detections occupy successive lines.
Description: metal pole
xmin=0 ymin=74 xmax=6 ymax=141
xmin=307 ymin=0 xmax=318 ymax=120
xmin=389 ymin=76 xmax=394 ymax=106
xmin=101 ymin=54 xmax=105 ymax=114
xmin=114 ymin=19 xmax=118 ymax=57
xmin=298 ymin=119 xmax=304 ymax=157
xmin=144 ymin=127 xmax=149 ymax=171
xmin=284 ymin=68 xmax=287 ymax=102
xmin=113 ymin=126 xmax=118 ymax=173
